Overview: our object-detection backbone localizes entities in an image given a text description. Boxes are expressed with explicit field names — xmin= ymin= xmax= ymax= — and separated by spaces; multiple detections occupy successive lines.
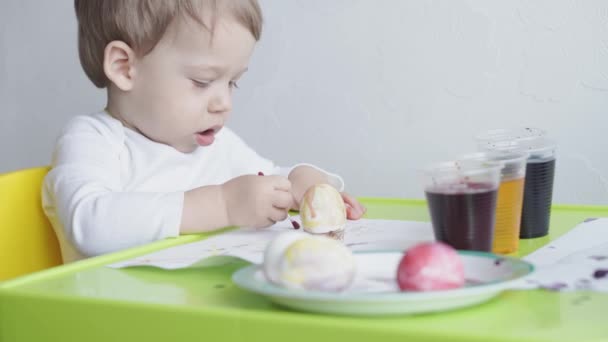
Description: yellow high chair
xmin=0 ymin=167 xmax=62 ymax=281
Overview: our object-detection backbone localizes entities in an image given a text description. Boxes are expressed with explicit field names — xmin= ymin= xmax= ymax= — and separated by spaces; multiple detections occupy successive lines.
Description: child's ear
xmin=103 ymin=41 xmax=136 ymax=91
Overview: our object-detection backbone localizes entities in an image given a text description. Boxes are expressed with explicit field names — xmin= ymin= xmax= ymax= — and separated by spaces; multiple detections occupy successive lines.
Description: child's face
xmin=126 ymin=16 xmax=256 ymax=153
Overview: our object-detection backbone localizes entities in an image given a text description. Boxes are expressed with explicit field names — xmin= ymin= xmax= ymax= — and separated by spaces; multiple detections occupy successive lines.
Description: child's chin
xmin=173 ymin=143 xmax=199 ymax=154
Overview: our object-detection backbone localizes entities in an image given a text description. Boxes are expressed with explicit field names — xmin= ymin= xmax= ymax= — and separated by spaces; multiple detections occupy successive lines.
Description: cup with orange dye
xmin=475 ymin=128 xmax=556 ymax=239
xmin=459 ymin=151 xmax=529 ymax=254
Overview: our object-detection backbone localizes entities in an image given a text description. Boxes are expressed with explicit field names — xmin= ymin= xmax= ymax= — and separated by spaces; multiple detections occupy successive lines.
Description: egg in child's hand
xmin=299 ymin=183 xmax=346 ymax=241
xmin=397 ymin=242 xmax=465 ymax=291
xmin=263 ymin=231 xmax=356 ymax=292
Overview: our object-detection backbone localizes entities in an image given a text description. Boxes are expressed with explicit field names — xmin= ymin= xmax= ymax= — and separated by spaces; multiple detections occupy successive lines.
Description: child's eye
xmin=229 ymin=81 xmax=240 ymax=89
xmin=192 ymin=79 xmax=211 ymax=88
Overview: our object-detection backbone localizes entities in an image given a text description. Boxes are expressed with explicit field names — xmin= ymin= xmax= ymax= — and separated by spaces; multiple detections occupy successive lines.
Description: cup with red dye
xmin=423 ymin=160 xmax=503 ymax=252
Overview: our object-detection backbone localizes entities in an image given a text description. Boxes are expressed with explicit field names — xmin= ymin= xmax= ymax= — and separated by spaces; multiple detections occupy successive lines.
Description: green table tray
xmin=2 ymin=199 xmax=608 ymax=342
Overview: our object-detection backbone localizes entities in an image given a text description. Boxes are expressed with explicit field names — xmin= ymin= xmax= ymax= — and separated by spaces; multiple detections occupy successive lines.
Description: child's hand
xmin=221 ymin=174 xmax=295 ymax=228
xmin=341 ymin=192 xmax=367 ymax=220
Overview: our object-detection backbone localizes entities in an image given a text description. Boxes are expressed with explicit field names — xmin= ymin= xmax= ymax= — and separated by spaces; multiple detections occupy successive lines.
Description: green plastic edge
xmin=358 ymin=197 xmax=608 ymax=212
xmin=2 ymin=197 xmax=606 ymax=290
xmin=0 ymin=227 xmax=234 ymax=289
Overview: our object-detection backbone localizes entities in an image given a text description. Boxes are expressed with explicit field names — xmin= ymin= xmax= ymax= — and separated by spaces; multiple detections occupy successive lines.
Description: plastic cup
xmin=459 ymin=151 xmax=529 ymax=253
xmin=475 ymin=127 xmax=546 ymax=151
xmin=423 ymin=160 xmax=502 ymax=252
xmin=476 ymin=129 xmax=556 ymax=238
xmin=514 ymin=137 xmax=556 ymax=238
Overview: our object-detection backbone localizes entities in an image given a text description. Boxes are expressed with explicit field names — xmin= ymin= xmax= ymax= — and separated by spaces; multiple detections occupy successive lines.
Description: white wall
xmin=0 ymin=0 xmax=105 ymax=173
xmin=1 ymin=0 xmax=607 ymax=204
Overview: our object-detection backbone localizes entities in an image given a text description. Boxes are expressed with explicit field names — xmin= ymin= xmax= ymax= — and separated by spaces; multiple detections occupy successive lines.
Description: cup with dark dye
xmin=459 ymin=151 xmax=529 ymax=254
xmin=476 ymin=128 xmax=556 ymax=239
xmin=423 ymin=160 xmax=503 ymax=252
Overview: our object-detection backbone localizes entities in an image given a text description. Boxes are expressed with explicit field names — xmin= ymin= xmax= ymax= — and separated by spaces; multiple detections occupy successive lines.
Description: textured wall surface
xmin=1 ymin=0 xmax=607 ymax=204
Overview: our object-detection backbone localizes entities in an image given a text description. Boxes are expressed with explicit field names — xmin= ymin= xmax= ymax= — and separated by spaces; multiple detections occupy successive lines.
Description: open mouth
xmin=195 ymin=126 xmax=221 ymax=146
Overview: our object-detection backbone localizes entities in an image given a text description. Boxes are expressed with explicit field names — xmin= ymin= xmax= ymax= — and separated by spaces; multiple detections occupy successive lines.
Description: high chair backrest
xmin=0 ymin=167 xmax=62 ymax=281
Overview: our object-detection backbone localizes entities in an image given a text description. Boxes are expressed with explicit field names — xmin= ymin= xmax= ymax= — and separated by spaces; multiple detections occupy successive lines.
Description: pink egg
xmin=397 ymin=242 xmax=465 ymax=291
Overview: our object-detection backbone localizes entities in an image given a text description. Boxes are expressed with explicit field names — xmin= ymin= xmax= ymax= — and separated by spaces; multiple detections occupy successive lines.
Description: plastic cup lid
xmin=475 ymin=127 xmax=546 ymax=143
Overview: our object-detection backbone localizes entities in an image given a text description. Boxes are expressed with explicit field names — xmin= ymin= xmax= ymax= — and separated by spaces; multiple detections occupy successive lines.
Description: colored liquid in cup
xmin=493 ymin=177 xmax=525 ymax=253
xmin=520 ymin=158 xmax=556 ymax=238
xmin=425 ymin=183 xmax=498 ymax=252
xmin=458 ymin=152 xmax=528 ymax=254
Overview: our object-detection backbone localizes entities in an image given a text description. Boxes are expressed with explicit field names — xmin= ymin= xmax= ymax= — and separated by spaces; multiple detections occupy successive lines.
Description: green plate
xmin=232 ymin=250 xmax=534 ymax=316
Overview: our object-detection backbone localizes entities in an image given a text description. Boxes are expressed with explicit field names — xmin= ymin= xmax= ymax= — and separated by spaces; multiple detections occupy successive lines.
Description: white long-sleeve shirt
xmin=42 ymin=112 xmax=343 ymax=262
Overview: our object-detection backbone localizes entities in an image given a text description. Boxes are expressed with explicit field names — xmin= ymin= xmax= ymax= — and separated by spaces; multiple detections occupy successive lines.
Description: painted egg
xmin=397 ymin=242 xmax=465 ymax=291
xmin=263 ymin=231 xmax=355 ymax=291
xmin=300 ymin=184 xmax=346 ymax=240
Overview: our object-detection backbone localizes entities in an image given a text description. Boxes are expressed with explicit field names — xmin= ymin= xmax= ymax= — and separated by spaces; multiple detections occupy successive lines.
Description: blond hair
xmin=74 ymin=0 xmax=262 ymax=88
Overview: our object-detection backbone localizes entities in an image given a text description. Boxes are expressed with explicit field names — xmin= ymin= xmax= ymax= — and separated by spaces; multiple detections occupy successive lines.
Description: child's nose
xmin=208 ymin=90 xmax=232 ymax=114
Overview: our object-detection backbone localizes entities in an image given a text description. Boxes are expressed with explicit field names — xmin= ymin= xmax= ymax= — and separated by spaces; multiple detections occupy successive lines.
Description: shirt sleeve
xmin=223 ymin=128 xmax=345 ymax=191
xmin=277 ymin=163 xmax=345 ymax=192
xmin=42 ymin=116 xmax=183 ymax=257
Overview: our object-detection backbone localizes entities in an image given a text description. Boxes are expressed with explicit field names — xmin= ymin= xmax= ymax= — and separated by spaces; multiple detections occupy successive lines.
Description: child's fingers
xmin=253 ymin=217 xmax=276 ymax=229
xmin=353 ymin=199 xmax=366 ymax=215
xmin=267 ymin=175 xmax=292 ymax=192
xmin=257 ymin=172 xmax=291 ymax=192
xmin=353 ymin=198 xmax=366 ymax=215
xmin=341 ymin=192 xmax=357 ymax=210
xmin=345 ymin=205 xmax=355 ymax=219
xmin=342 ymin=192 xmax=366 ymax=219
xmin=346 ymin=206 xmax=363 ymax=220
xmin=342 ymin=194 xmax=360 ymax=220
xmin=272 ymin=190 xmax=296 ymax=210
xmin=344 ymin=201 xmax=357 ymax=218
xmin=269 ymin=207 xmax=289 ymax=223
